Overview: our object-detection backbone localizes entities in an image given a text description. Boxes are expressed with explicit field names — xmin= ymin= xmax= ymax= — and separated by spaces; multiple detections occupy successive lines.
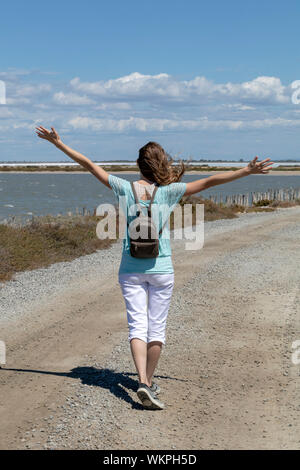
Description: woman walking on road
xmin=36 ymin=125 xmax=273 ymax=410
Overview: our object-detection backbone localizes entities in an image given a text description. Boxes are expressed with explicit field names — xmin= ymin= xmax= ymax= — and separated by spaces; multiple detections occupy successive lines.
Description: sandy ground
xmin=0 ymin=208 xmax=300 ymax=449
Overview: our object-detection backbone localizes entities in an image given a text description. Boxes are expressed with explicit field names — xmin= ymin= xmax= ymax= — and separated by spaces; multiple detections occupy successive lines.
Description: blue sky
xmin=1 ymin=0 xmax=300 ymax=161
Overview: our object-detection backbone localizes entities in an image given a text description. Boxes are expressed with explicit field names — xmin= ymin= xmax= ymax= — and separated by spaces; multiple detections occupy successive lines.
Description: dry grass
xmin=0 ymin=199 xmax=241 ymax=283
xmin=3 ymin=164 xmax=300 ymax=173
xmin=1 ymin=195 xmax=300 ymax=283
xmin=272 ymin=166 xmax=300 ymax=171
xmin=0 ymin=214 xmax=117 ymax=282
xmin=245 ymin=207 xmax=275 ymax=213
xmin=173 ymin=195 xmax=300 ymax=226
xmin=0 ymin=165 xmax=138 ymax=172
xmin=269 ymin=199 xmax=300 ymax=208
xmin=172 ymin=195 xmax=239 ymax=227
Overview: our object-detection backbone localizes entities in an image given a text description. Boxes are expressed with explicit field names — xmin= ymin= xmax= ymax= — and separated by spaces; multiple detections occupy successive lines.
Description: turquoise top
xmin=108 ymin=174 xmax=187 ymax=274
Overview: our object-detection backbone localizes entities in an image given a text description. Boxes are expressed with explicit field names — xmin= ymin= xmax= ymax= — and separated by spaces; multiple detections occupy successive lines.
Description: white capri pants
xmin=118 ymin=272 xmax=175 ymax=345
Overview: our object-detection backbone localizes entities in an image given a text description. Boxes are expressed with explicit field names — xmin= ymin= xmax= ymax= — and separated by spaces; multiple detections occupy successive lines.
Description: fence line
xmin=2 ymin=186 xmax=300 ymax=226
xmin=207 ymin=187 xmax=300 ymax=207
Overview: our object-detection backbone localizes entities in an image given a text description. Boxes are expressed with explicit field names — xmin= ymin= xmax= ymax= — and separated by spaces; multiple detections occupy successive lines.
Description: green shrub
xmin=253 ymin=199 xmax=274 ymax=207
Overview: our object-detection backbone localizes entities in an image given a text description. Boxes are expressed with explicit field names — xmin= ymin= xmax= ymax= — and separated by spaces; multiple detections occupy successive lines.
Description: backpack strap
xmin=147 ymin=185 xmax=159 ymax=217
xmin=147 ymin=184 xmax=169 ymax=235
xmin=128 ymin=182 xmax=167 ymax=236
xmin=127 ymin=182 xmax=144 ymax=227
xmin=130 ymin=181 xmax=143 ymax=216
xmin=130 ymin=181 xmax=159 ymax=217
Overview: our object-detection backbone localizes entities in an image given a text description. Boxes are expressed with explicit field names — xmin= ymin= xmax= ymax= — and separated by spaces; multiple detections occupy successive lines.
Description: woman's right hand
xmin=35 ymin=126 xmax=62 ymax=146
xmin=246 ymin=156 xmax=274 ymax=174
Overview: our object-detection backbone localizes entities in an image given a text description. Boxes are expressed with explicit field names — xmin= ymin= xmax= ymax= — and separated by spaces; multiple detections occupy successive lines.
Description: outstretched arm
xmin=184 ymin=156 xmax=274 ymax=196
xmin=35 ymin=126 xmax=111 ymax=188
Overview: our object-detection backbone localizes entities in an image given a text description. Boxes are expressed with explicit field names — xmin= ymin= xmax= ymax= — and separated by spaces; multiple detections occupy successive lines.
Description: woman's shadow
xmin=1 ymin=366 xmax=187 ymax=410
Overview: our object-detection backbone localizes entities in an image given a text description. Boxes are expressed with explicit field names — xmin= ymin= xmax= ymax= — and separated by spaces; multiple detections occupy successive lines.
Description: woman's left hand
xmin=246 ymin=156 xmax=274 ymax=174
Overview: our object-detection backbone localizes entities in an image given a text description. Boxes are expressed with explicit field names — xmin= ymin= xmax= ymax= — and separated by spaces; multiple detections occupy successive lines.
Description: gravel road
xmin=0 ymin=206 xmax=300 ymax=449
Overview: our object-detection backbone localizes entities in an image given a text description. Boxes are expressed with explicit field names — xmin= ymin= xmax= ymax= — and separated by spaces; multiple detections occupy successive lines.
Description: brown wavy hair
xmin=137 ymin=141 xmax=185 ymax=185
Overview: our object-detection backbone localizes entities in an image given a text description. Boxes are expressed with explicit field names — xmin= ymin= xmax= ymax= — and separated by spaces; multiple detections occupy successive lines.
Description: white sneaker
xmin=137 ymin=383 xmax=165 ymax=410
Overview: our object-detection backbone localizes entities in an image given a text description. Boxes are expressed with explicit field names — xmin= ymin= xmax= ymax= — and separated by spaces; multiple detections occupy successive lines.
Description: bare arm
xmin=35 ymin=126 xmax=111 ymax=188
xmin=184 ymin=156 xmax=274 ymax=196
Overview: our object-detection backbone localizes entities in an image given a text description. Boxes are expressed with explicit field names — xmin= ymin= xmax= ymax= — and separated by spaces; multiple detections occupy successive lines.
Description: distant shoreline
xmin=1 ymin=170 xmax=300 ymax=175
xmin=1 ymin=162 xmax=300 ymax=175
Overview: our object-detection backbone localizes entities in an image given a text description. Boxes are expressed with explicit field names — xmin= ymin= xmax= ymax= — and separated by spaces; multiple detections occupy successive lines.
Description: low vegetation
xmin=0 ymin=165 xmax=136 ymax=172
xmin=1 ymin=164 xmax=300 ymax=172
xmin=1 ymin=196 xmax=300 ymax=283
xmin=0 ymin=214 xmax=117 ymax=283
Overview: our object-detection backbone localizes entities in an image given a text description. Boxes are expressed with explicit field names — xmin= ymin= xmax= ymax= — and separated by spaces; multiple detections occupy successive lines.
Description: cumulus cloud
xmin=70 ymin=72 xmax=177 ymax=98
xmin=1 ymin=68 xmax=299 ymax=147
xmin=69 ymin=72 xmax=290 ymax=105
xmin=215 ymin=76 xmax=289 ymax=104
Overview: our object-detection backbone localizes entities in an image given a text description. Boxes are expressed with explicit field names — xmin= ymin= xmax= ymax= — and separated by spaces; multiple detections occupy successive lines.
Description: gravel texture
xmin=1 ymin=206 xmax=300 ymax=450
xmin=1 ymin=206 xmax=298 ymax=325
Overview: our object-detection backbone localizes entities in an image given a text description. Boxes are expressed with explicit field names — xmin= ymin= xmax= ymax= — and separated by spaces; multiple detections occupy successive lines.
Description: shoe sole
xmin=137 ymin=389 xmax=164 ymax=410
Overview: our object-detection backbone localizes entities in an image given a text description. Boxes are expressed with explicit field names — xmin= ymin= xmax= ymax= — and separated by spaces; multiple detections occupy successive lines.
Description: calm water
xmin=1 ymin=173 xmax=300 ymax=222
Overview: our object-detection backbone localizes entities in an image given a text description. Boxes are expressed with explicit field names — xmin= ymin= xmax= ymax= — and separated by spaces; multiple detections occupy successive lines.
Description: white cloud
xmin=53 ymin=92 xmax=96 ymax=105
xmin=216 ymin=76 xmax=289 ymax=104
xmin=4 ymin=83 xmax=52 ymax=105
xmin=6 ymin=97 xmax=31 ymax=105
xmin=69 ymin=72 xmax=290 ymax=105
xmin=95 ymin=102 xmax=131 ymax=110
xmin=14 ymin=83 xmax=52 ymax=97
xmin=223 ymin=103 xmax=255 ymax=111
xmin=68 ymin=115 xmax=300 ymax=133
xmin=70 ymin=72 xmax=183 ymax=101
xmin=1 ymin=69 xmax=299 ymax=150
xmin=0 ymin=69 xmax=32 ymax=81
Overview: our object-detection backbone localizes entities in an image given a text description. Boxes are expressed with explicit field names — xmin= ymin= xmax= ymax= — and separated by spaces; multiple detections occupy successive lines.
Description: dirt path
xmin=0 ymin=208 xmax=300 ymax=449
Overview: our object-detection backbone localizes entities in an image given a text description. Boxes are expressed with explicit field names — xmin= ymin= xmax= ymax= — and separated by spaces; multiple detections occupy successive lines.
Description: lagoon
xmin=1 ymin=172 xmax=300 ymax=222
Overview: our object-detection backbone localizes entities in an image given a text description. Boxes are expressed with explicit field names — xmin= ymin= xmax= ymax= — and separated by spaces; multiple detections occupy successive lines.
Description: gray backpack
xmin=127 ymin=181 xmax=167 ymax=259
